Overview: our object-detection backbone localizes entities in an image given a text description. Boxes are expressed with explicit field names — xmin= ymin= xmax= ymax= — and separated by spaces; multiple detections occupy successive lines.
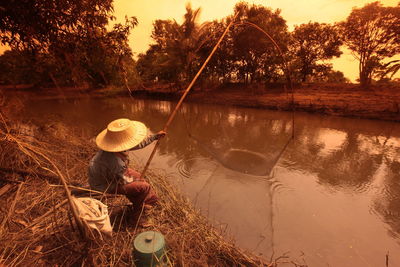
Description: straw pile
xmin=0 ymin=101 xmax=299 ymax=266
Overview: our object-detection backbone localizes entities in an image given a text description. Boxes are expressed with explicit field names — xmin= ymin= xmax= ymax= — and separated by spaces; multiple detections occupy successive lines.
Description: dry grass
xmin=0 ymin=106 xmax=304 ymax=266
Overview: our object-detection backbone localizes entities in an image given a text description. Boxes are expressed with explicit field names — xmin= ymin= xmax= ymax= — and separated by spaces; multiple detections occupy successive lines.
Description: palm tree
xmin=164 ymin=4 xmax=210 ymax=84
xmin=140 ymin=4 xmax=211 ymax=88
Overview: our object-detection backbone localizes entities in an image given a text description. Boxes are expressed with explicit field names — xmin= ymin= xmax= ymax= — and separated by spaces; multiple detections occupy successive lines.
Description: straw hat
xmin=96 ymin=118 xmax=148 ymax=152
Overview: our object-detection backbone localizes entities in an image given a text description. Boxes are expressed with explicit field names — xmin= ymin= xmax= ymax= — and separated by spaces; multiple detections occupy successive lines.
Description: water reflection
xmin=373 ymin=157 xmax=400 ymax=240
xmin=189 ymin=162 xmax=275 ymax=256
xmin=281 ymin=116 xmax=398 ymax=193
xmin=21 ymin=97 xmax=400 ymax=265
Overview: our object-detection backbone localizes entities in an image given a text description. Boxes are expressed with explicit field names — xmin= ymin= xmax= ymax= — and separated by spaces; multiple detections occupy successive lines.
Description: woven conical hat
xmin=96 ymin=118 xmax=147 ymax=152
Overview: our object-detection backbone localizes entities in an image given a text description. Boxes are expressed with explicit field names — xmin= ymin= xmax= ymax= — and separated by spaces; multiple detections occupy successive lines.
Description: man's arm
xmin=130 ymin=131 xmax=166 ymax=150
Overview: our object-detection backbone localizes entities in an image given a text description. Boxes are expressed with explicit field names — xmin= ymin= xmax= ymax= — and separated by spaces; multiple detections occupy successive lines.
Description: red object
xmin=114 ymin=168 xmax=158 ymax=212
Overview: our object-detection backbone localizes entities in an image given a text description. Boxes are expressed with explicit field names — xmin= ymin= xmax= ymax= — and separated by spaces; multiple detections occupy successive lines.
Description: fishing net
xmin=181 ymin=106 xmax=292 ymax=177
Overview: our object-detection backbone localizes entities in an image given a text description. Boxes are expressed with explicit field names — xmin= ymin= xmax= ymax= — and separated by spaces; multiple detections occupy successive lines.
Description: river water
xmin=21 ymin=96 xmax=400 ymax=266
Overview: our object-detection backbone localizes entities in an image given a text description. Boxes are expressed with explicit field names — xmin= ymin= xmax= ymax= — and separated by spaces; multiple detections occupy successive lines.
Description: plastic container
xmin=133 ymin=231 xmax=167 ymax=266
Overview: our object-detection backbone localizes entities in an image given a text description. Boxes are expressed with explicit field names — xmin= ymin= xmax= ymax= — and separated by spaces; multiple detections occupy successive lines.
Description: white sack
xmin=72 ymin=196 xmax=112 ymax=239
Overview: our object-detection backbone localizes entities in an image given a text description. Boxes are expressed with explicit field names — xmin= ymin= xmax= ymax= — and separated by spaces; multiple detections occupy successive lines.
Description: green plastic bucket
xmin=133 ymin=231 xmax=167 ymax=267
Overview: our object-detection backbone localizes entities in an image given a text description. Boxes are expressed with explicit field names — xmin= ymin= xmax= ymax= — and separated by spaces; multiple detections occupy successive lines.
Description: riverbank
xmin=0 ymin=94 xmax=296 ymax=266
xmin=0 ymin=112 xmax=275 ymax=266
xmin=190 ymin=84 xmax=400 ymax=121
xmin=3 ymin=82 xmax=400 ymax=122
xmin=138 ymin=82 xmax=400 ymax=122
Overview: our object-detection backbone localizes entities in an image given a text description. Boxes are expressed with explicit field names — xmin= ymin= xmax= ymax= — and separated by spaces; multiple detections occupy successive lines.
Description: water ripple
xmin=175 ymin=159 xmax=192 ymax=179
xmin=175 ymin=157 xmax=218 ymax=179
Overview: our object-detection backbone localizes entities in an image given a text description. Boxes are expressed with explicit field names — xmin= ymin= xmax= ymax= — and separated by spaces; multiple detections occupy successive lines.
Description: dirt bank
xmin=2 ymin=82 xmax=400 ymax=122
xmin=91 ymin=82 xmax=400 ymax=122
xmin=181 ymin=83 xmax=400 ymax=122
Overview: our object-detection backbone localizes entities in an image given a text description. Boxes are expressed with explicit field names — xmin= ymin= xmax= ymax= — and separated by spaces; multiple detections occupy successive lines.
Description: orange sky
xmin=112 ymin=0 xmax=400 ymax=82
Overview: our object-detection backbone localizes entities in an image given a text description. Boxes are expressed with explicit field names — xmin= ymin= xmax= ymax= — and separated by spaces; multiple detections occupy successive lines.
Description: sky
xmin=112 ymin=0 xmax=400 ymax=82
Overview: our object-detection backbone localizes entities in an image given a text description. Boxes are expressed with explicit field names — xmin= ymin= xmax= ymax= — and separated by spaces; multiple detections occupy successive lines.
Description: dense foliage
xmin=291 ymin=22 xmax=343 ymax=82
xmin=136 ymin=4 xmax=210 ymax=86
xmin=136 ymin=2 xmax=353 ymax=88
xmin=338 ymin=2 xmax=400 ymax=87
xmin=0 ymin=0 xmax=399 ymax=90
xmin=0 ymin=0 xmax=139 ymax=88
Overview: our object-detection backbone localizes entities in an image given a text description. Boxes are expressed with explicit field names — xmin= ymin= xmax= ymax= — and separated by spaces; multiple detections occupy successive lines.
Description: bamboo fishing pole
xmin=140 ymin=13 xmax=239 ymax=179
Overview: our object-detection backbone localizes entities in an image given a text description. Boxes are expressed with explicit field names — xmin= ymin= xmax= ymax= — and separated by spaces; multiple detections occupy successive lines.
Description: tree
xmin=0 ymin=0 xmax=139 ymax=88
xmin=0 ymin=0 xmax=113 ymax=52
xmin=324 ymin=70 xmax=350 ymax=83
xmin=138 ymin=4 xmax=210 ymax=86
xmin=376 ymin=60 xmax=400 ymax=81
xmin=0 ymin=50 xmax=40 ymax=85
xmin=71 ymin=16 xmax=138 ymax=87
xmin=291 ymin=22 xmax=342 ymax=82
xmin=191 ymin=18 xmax=236 ymax=86
xmin=339 ymin=2 xmax=400 ymax=87
xmin=179 ymin=4 xmax=210 ymax=81
xmin=138 ymin=19 xmax=182 ymax=83
xmin=231 ymin=2 xmax=290 ymax=84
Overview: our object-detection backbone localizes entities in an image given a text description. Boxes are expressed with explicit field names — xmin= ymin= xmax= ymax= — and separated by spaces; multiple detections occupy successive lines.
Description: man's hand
xmin=157 ymin=130 xmax=167 ymax=138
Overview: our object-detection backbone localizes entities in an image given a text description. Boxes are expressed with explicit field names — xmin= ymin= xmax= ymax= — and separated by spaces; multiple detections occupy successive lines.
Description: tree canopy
xmin=0 ymin=0 xmax=139 ymax=88
xmin=231 ymin=2 xmax=290 ymax=83
xmin=137 ymin=2 xmax=354 ymax=88
xmin=1 ymin=1 xmax=399 ymax=90
xmin=0 ymin=0 xmax=113 ymax=51
xmin=291 ymin=22 xmax=342 ymax=82
xmin=137 ymin=2 xmax=292 ymax=87
xmin=339 ymin=1 xmax=400 ymax=87
xmin=137 ymin=4 xmax=210 ymax=86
